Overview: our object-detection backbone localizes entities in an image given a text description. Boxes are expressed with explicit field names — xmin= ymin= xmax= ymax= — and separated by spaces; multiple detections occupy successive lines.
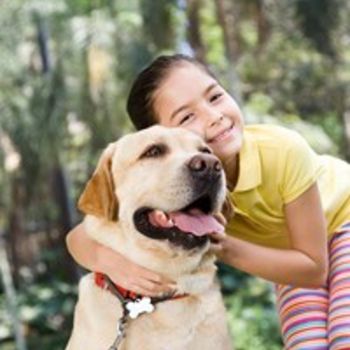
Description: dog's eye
xmin=141 ymin=144 xmax=167 ymax=158
xmin=199 ymin=147 xmax=212 ymax=154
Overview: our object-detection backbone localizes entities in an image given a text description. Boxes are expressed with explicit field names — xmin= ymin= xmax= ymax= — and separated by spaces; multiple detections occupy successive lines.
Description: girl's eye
xmin=209 ymin=93 xmax=223 ymax=103
xmin=141 ymin=144 xmax=167 ymax=158
xmin=179 ymin=113 xmax=194 ymax=125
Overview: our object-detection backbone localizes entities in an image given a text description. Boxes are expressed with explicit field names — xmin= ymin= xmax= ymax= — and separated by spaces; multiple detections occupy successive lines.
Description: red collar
xmin=95 ymin=272 xmax=139 ymax=300
xmin=94 ymin=272 xmax=187 ymax=302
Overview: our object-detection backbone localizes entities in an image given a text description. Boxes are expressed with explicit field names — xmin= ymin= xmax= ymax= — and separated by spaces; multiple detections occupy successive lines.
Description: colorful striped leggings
xmin=276 ymin=222 xmax=350 ymax=350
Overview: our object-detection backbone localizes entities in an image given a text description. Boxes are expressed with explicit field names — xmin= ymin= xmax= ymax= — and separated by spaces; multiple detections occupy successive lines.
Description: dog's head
xmin=78 ymin=125 xmax=233 ymax=252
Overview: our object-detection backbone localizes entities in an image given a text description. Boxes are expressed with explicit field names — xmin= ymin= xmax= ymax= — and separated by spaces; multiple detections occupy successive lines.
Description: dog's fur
xmin=66 ymin=125 xmax=233 ymax=350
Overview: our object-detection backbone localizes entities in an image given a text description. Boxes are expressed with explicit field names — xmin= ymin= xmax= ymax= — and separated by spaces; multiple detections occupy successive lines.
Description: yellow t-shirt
xmin=226 ymin=124 xmax=350 ymax=249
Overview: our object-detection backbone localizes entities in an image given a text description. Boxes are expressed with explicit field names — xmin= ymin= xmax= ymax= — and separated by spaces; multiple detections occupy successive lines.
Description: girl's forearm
xmin=221 ymin=236 xmax=328 ymax=288
xmin=66 ymin=223 xmax=174 ymax=295
xmin=66 ymin=223 xmax=119 ymax=273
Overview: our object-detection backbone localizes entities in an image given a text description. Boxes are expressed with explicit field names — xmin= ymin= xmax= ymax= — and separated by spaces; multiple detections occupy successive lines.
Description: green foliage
xmin=65 ymin=0 xmax=96 ymax=15
xmin=0 ymin=280 xmax=76 ymax=349
xmin=295 ymin=0 xmax=339 ymax=57
xmin=228 ymin=307 xmax=282 ymax=350
xmin=2 ymin=334 xmax=69 ymax=350
xmin=140 ymin=0 xmax=177 ymax=50
xmin=1 ymin=1 xmax=350 ymax=349
xmin=218 ymin=264 xmax=282 ymax=349
xmin=199 ymin=0 xmax=227 ymax=72
xmin=245 ymin=92 xmax=338 ymax=155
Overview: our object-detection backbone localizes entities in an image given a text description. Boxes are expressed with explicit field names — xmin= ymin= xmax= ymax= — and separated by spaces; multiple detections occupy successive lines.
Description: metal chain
xmin=108 ymin=312 xmax=128 ymax=350
xmin=103 ymin=275 xmax=176 ymax=350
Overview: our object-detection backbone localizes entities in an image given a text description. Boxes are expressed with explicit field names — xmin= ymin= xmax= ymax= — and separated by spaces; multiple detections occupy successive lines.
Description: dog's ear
xmin=78 ymin=142 xmax=118 ymax=221
xmin=221 ymin=194 xmax=235 ymax=223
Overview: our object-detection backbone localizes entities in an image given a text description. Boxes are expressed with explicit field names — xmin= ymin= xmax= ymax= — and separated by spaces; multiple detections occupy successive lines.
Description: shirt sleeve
xmin=279 ymin=130 xmax=319 ymax=204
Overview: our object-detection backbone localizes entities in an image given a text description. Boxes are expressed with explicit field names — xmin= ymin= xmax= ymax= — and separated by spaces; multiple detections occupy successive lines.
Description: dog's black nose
xmin=187 ymin=154 xmax=222 ymax=176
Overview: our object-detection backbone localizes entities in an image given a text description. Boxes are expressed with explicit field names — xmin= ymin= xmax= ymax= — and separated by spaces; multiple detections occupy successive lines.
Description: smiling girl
xmin=67 ymin=54 xmax=350 ymax=349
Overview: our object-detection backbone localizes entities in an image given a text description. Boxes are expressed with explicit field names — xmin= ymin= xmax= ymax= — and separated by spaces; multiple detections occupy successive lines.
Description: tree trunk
xmin=254 ymin=0 xmax=270 ymax=50
xmin=214 ymin=0 xmax=241 ymax=62
xmin=186 ymin=0 xmax=206 ymax=63
xmin=51 ymin=162 xmax=79 ymax=282
xmin=0 ymin=231 xmax=28 ymax=350
xmin=35 ymin=12 xmax=51 ymax=74
xmin=7 ymin=176 xmax=26 ymax=285
xmin=214 ymin=0 xmax=242 ymax=102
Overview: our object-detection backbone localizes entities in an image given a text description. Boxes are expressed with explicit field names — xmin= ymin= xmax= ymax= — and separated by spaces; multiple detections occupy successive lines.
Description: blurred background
xmin=0 ymin=0 xmax=349 ymax=349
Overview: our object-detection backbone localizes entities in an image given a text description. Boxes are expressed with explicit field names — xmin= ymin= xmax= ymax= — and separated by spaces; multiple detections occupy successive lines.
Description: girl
xmin=67 ymin=54 xmax=350 ymax=349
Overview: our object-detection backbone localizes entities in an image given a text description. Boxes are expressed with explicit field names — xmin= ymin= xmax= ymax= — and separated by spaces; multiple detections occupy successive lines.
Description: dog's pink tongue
xmin=168 ymin=211 xmax=224 ymax=236
xmin=148 ymin=210 xmax=225 ymax=236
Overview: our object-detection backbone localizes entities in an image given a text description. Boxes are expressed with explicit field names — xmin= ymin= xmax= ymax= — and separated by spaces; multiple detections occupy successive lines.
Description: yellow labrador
xmin=66 ymin=125 xmax=233 ymax=350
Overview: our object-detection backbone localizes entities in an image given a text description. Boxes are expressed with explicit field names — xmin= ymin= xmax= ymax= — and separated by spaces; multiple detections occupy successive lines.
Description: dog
xmin=66 ymin=125 xmax=234 ymax=350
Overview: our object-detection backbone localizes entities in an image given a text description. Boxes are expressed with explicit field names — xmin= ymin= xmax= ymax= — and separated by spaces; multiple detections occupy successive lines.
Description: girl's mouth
xmin=208 ymin=125 xmax=234 ymax=144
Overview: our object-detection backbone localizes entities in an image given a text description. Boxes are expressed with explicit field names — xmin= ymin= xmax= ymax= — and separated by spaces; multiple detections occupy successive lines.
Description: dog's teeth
xmin=150 ymin=210 xmax=174 ymax=228
xmin=164 ymin=217 xmax=174 ymax=228
xmin=158 ymin=212 xmax=174 ymax=227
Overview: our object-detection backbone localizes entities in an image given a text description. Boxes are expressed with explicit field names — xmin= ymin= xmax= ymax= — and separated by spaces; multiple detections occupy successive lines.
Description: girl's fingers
xmin=107 ymin=276 xmax=170 ymax=297
xmin=105 ymin=256 xmax=176 ymax=296
xmin=209 ymin=231 xmax=225 ymax=254
xmin=209 ymin=242 xmax=223 ymax=254
xmin=141 ymin=269 xmax=174 ymax=285
xmin=209 ymin=230 xmax=226 ymax=242
xmin=132 ymin=278 xmax=176 ymax=297
xmin=214 ymin=213 xmax=227 ymax=226
xmin=126 ymin=261 xmax=175 ymax=285
xmin=107 ymin=270 xmax=175 ymax=297
xmin=128 ymin=284 xmax=156 ymax=297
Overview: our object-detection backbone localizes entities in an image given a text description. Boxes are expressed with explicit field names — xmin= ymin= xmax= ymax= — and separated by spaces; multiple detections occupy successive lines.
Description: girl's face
xmin=152 ymin=63 xmax=244 ymax=165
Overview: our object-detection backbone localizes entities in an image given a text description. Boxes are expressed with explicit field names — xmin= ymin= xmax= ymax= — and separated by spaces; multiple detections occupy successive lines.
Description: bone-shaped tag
xmin=126 ymin=297 xmax=155 ymax=319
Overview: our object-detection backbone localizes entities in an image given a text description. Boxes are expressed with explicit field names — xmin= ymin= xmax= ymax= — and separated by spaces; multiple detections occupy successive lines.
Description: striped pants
xmin=276 ymin=222 xmax=350 ymax=350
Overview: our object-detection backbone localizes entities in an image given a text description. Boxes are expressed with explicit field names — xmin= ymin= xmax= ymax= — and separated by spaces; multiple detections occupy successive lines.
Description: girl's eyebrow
xmin=170 ymin=83 xmax=219 ymax=121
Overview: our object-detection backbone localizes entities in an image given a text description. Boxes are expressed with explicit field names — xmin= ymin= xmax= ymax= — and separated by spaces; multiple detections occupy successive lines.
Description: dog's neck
xmin=84 ymin=215 xmax=217 ymax=295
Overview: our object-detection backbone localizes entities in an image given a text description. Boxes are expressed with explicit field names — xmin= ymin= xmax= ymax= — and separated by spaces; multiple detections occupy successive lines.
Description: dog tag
xmin=126 ymin=297 xmax=155 ymax=319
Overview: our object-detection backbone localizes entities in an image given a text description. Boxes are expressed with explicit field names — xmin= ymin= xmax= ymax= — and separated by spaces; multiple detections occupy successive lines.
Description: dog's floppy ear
xmin=221 ymin=194 xmax=235 ymax=223
xmin=78 ymin=142 xmax=118 ymax=221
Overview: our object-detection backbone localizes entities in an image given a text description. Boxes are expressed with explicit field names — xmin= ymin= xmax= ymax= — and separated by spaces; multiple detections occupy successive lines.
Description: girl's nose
xmin=208 ymin=113 xmax=224 ymax=127
xmin=199 ymin=103 xmax=223 ymax=127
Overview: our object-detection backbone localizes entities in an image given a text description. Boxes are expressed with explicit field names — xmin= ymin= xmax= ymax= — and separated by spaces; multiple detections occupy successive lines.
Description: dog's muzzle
xmin=133 ymin=154 xmax=225 ymax=250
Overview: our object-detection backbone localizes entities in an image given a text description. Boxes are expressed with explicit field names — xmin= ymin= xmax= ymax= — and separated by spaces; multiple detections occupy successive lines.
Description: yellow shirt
xmin=226 ymin=124 xmax=350 ymax=249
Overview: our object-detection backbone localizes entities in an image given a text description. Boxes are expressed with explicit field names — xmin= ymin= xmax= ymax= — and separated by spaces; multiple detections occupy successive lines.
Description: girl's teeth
xmin=214 ymin=128 xmax=230 ymax=142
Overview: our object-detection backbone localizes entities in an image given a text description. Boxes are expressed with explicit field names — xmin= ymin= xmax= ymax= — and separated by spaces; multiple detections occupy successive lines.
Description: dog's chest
xmin=72 ymin=275 xmax=230 ymax=350
xmin=121 ymin=298 xmax=205 ymax=349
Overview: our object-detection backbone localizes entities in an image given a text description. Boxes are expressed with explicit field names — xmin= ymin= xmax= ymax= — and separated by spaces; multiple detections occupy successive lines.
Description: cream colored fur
xmin=66 ymin=126 xmax=233 ymax=350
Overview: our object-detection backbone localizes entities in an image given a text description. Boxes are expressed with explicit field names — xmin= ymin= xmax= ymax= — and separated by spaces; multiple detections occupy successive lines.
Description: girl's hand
xmin=209 ymin=230 xmax=227 ymax=259
xmin=66 ymin=224 xmax=176 ymax=297
xmin=96 ymin=246 xmax=176 ymax=297
xmin=209 ymin=213 xmax=228 ymax=260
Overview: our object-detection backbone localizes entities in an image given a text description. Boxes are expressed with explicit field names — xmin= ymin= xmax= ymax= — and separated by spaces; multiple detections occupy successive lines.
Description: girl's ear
xmin=221 ymin=194 xmax=235 ymax=223
xmin=78 ymin=142 xmax=119 ymax=221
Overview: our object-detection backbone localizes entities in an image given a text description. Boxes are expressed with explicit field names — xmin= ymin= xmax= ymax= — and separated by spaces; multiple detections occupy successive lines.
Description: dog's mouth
xmin=133 ymin=195 xmax=224 ymax=250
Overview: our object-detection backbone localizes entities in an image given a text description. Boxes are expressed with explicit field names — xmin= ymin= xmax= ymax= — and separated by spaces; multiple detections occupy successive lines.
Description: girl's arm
xmin=66 ymin=224 xmax=175 ymax=296
xmin=213 ymin=183 xmax=328 ymax=288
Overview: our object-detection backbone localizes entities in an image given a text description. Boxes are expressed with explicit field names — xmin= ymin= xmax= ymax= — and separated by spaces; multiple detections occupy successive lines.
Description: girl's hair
xmin=126 ymin=54 xmax=216 ymax=130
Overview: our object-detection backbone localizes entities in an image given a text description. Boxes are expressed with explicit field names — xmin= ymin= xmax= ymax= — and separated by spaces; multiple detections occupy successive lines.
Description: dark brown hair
xmin=126 ymin=54 xmax=216 ymax=130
